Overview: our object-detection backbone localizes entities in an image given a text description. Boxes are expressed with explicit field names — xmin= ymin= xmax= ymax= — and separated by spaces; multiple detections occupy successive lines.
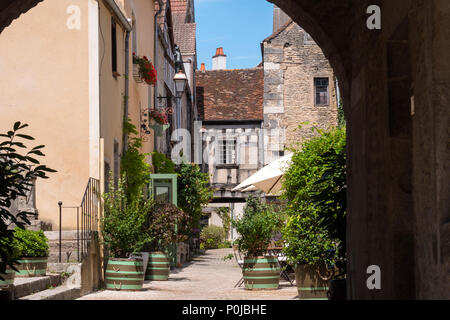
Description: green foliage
xmin=151 ymin=151 xmax=176 ymax=174
xmin=0 ymin=122 xmax=56 ymax=277
xmin=12 ymin=228 xmax=49 ymax=258
xmin=337 ymin=97 xmax=346 ymax=127
xmin=176 ymin=163 xmax=213 ymax=234
xmin=120 ymin=118 xmax=151 ymax=200
xmin=216 ymin=207 xmax=231 ymax=240
xmin=145 ymin=203 xmax=191 ymax=252
xmin=200 ymin=225 xmax=225 ymax=250
xmin=281 ymin=126 xmax=346 ymax=269
xmin=232 ymin=195 xmax=284 ymax=257
xmin=101 ymin=175 xmax=154 ymax=258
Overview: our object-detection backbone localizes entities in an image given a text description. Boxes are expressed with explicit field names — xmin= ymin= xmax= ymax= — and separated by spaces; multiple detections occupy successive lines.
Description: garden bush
xmin=281 ymin=126 xmax=346 ymax=269
xmin=13 ymin=228 xmax=49 ymax=258
xmin=232 ymin=195 xmax=284 ymax=257
xmin=101 ymin=175 xmax=154 ymax=258
xmin=200 ymin=225 xmax=225 ymax=250
xmin=145 ymin=203 xmax=191 ymax=252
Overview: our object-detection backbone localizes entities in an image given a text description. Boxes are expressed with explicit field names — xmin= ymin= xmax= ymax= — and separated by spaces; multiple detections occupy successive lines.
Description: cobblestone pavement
xmin=78 ymin=248 xmax=299 ymax=300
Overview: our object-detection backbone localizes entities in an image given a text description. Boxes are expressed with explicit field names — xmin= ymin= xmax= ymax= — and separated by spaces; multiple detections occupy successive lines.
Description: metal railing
xmin=58 ymin=178 xmax=100 ymax=263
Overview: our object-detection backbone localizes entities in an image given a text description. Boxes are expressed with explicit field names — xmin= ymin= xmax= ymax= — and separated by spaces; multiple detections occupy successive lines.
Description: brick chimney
xmin=212 ymin=47 xmax=227 ymax=70
xmin=200 ymin=63 xmax=206 ymax=72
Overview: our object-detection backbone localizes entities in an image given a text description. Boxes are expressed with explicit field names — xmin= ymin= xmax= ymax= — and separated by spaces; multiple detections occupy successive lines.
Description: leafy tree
xmin=0 ymin=122 xmax=56 ymax=278
xmin=232 ymin=195 xmax=284 ymax=257
xmin=151 ymin=151 xmax=176 ymax=174
xmin=281 ymin=126 xmax=346 ymax=271
xmin=176 ymin=163 xmax=213 ymax=235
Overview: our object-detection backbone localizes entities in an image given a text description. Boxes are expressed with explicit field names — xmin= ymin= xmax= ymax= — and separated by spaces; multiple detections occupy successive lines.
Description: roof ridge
xmin=262 ymin=19 xmax=294 ymax=43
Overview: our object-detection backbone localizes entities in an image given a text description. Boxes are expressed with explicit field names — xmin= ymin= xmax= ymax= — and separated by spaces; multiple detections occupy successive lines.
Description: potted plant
xmin=132 ymin=53 xmax=157 ymax=86
xmin=101 ymin=175 xmax=154 ymax=291
xmin=232 ymin=195 xmax=284 ymax=290
xmin=12 ymin=228 xmax=49 ymax=277
xmin=144 ymin=203 xmax=191 ymax=281
xmin=281 ymin=127 xmax=346 ymax=300
xmin=0 ymin=237 xmax=19 ymax=298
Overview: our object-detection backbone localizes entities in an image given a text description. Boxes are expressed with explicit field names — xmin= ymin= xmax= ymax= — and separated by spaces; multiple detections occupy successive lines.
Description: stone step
xmin=48 ymin=251 xmax=80 ymax=263
xmin=45 ymin=231 xmax=79 ymax=241
xmin=13 ymin=274 xmax=62 ymax=299
xmin=18 ymin=285 xmax=81 ymax=300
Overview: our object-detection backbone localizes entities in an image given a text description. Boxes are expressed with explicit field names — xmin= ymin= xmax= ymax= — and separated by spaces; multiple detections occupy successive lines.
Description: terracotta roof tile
xmin=174 ymin=23 xmax=196 ymax=55
xmin=196 ymin=68 xmax=264 ymax=121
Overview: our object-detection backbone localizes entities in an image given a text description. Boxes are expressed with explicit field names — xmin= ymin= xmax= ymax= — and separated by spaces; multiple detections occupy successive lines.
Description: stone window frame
xmin=216 ymin=137 xmax=237 ymax=165
xmin=313 ymin=76 xmax=330 ymax=107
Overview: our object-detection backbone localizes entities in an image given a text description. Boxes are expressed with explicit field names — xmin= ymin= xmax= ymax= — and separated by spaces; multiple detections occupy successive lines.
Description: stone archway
xmin=1 ymin=0 xmax=448 ymax=299
xmin=269 ymin=0 xmax=450 ymax=300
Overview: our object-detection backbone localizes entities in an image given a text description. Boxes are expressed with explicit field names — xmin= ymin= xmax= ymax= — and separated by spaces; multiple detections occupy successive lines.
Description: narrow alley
xmin=78 ymin=249 xmax=298 ymax=300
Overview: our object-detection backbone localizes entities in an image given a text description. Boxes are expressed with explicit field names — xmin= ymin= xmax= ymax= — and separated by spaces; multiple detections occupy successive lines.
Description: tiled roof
xmin=174 ymin=23 xmax=196 ymax=55
xmin=170 ymin=0 xmax=187 ymax=13
xmin=196 ymin=68 xmax=264 ymax=121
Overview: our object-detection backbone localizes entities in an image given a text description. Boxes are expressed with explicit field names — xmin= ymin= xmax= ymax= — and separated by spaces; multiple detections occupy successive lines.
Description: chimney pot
xmin=200 ymin=63 xmax=206 ymax=72
xmin=212 ymin=47 xmax=227 ymax=70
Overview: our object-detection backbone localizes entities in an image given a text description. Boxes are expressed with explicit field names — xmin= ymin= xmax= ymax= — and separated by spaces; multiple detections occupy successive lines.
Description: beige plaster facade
xmin=0 ymin=0 xmax=156 ymax=230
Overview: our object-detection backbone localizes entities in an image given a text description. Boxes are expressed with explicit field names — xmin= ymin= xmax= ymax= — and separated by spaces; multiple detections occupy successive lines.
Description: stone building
xmin=196 ymin=49 xmax=264 ymax=239
xmin=262 ymin=6 xmax=338 ymax=165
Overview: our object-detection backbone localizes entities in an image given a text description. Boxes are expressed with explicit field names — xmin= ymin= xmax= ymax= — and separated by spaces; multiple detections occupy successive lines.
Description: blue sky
xmin=194 ymin=0 xmax=274 ymax=70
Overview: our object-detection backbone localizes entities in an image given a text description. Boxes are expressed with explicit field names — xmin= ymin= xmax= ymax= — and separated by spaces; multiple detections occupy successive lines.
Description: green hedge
xmin=13 ymin=228 xmax=49 ymax=258
xmin=200 ymin=225 xmax=225 ymax=250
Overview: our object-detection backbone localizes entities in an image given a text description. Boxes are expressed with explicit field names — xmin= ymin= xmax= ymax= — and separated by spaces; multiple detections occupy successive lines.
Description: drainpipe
xmin=123 ymin=30 xmax=130 ymax=153
xmin=154 ymin=0 xmax=163 ymax=111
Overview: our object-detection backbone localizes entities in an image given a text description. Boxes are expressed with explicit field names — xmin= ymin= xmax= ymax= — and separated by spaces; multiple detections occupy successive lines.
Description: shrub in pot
xmin=101 ymin=176 xmax=154 ymax=291
xmin=232 ymin=195 xmax=284 ymax=290
xmin=0 ymin=237 xmax=19 ymax=297
xmin=12 ymin=228 xmax=49 ymax=277
xmin=281 ymin=127 xmax=346 ymax=299
xmin=144 ymin=203 xmax=191 ymax=280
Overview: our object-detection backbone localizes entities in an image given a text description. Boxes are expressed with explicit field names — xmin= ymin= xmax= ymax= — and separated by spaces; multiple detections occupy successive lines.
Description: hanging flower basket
xmin=149 ymin=109 xmax=169 ymax=125
xmin=132 ymin=53 xmax=157 ymax=86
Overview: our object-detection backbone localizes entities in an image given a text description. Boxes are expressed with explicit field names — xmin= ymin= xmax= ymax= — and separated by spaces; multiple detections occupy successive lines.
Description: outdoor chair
xmin=266 ymin=242 xmax=295 ymax=286
xmin=232 ymin=245 xmax=245 ymax=288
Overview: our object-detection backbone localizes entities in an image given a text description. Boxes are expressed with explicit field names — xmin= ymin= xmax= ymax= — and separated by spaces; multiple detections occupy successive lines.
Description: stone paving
xmin=78 ymin=248 xmax=299 ymax=300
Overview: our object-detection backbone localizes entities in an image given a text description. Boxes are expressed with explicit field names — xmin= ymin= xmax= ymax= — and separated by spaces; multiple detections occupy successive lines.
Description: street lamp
xmin=174 ymin=70 xmax=187 ymax=98
xmin=173 ymin=70 xmax=187 ymax=142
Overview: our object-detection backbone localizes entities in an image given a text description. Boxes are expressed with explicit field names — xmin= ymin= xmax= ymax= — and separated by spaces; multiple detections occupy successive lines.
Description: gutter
xmin=103 ymin=0 xmax=132 ymax=31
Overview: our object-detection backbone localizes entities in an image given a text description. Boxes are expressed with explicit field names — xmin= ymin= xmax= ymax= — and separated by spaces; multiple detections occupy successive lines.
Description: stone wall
xmin=263 ymin=22 xmax=337 ymax=164
xmin=270 ymin=0 xmax=450 ymax=299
